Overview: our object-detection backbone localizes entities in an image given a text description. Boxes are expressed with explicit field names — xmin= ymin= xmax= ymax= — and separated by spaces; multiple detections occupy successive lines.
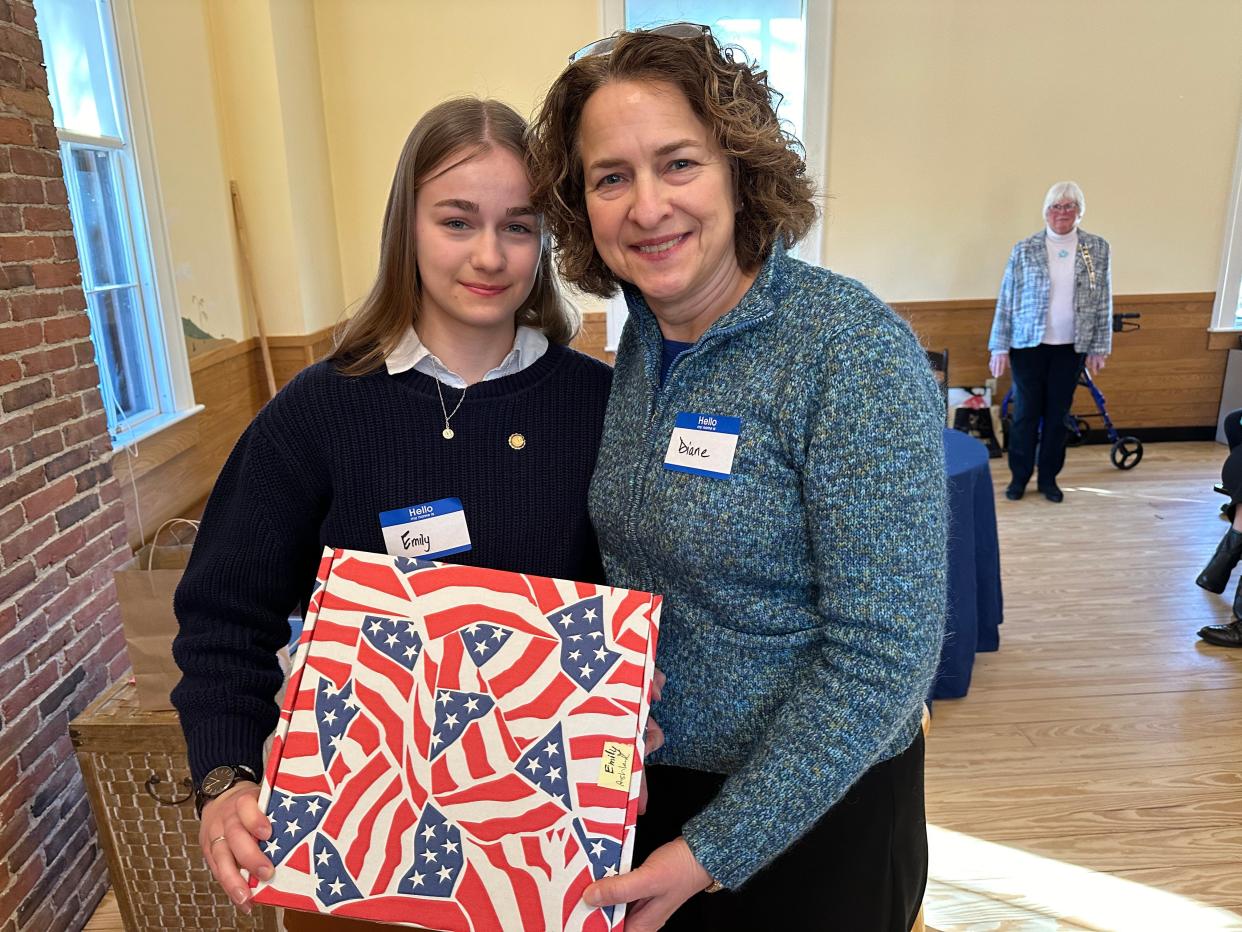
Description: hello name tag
xmin=379 ymin=497 xmax=472 ymax=560
xmin=663 ymin=412 xmax=741 ymax=480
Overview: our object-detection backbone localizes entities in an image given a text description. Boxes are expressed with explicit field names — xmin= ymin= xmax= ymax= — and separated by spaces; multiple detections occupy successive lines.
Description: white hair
xmin=1043 ymin=180 xmax=1085 ymax=219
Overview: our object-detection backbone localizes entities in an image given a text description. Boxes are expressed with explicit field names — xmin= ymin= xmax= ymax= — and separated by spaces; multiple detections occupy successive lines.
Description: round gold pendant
xmin=442 ymin=427 xmax=454 ymax=440
xmin=508 ymin=432 xmax=526 ymax=450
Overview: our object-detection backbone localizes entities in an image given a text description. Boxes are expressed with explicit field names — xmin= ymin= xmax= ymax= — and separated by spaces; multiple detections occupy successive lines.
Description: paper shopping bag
xmin=113 ymin=519 xmax=198 ymax=711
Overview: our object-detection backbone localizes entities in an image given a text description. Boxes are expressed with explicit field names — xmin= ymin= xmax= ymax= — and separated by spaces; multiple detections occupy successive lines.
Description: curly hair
xmin=527 ymin=29 xmax=817 ymax=298
xmin=331 ymin=98 xmax=576 ymax=376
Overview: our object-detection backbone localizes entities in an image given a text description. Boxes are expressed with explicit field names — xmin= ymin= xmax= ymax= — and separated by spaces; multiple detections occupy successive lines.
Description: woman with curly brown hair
xmin=528 ymin=24 xmax=946 ymax=932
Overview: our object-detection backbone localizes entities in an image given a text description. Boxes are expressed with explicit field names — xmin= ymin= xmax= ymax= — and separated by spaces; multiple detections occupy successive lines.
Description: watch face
xmin=201 ymin=765 xmax=236 ymax=796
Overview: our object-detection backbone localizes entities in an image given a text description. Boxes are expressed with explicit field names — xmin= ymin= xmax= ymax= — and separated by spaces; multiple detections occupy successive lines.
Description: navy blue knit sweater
xmin=172 ymin=343 xmax=612 ymax=783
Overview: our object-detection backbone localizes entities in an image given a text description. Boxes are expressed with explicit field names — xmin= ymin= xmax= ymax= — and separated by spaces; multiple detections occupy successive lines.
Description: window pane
xmin=67 ymin=146 xmax=134 ymax=288
xmin=35 ymin=0 xmax=122 ymax=138
xmin=625 ymin=0 xmax=806 ymax=140
xmin=88 ymin=286 xmax=156 ymax=428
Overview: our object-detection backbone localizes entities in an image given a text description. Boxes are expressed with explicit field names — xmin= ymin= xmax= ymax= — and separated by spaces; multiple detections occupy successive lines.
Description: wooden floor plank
xmin=926 ymin=441 xmax=1242 ymax=928
xmin=81 ymin=891 xmax=122 ymax=931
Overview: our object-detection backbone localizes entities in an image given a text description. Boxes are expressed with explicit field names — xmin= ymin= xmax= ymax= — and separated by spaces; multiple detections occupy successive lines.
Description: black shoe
xmin=1197 ymin=528 xmax=1242 ymax=593
xmin=1038 ymin=483 xmax=1063 ymax=503
xmin=1198 ymin=618 xmax=1242 ymax=647
xmin=1004 ymin=483 xmax=1025 ymax=501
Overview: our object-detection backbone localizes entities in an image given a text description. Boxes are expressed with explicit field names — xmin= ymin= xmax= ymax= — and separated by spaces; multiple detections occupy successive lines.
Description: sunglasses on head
xmin=568 ymin=22 xmax=709 ymax=63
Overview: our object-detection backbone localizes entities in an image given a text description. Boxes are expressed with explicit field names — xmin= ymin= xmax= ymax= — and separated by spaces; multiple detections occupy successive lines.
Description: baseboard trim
xmin=1075 ymin=426 xmax=1217 ymax=445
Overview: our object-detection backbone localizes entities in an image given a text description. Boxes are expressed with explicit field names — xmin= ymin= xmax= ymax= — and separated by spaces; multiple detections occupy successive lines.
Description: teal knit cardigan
xmin=588 ymin=247 xmax=947 ymax=888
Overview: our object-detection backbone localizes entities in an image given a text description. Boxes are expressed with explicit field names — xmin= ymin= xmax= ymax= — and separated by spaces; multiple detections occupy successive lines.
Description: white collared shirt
xmin=384 ymin=325 xmax=549 ymax=387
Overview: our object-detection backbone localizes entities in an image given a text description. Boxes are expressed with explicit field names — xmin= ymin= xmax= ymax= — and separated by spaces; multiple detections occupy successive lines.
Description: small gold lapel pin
xmin=508 ymin=433 xmax=526 ymax=451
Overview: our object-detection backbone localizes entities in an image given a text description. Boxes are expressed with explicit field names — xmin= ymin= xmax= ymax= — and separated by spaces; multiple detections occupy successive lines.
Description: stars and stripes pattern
xmin=430 ymin=689 xmax=495 ymax=760
xmin=552 ymin=596 xmax=621 ymax=691
xmin=516 ymin=723 xmax=571 ymax=805
xmin=250 ymin=548 xmax=661 ymax=932
xmin=397 ymin=805 xmax=464 ymax=898
xmin=462 ymin=622 xmax=512 ymax=666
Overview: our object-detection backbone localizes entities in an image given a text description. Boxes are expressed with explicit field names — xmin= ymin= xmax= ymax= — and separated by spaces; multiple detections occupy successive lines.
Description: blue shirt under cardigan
xmin=172 ymin=343 xmax=612 ymax=784
xmin=589 ymin=247 xmax=947 ymax=888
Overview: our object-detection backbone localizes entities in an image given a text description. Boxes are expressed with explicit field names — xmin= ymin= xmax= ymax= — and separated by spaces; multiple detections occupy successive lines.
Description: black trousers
xmin=1007 ymin=343 xmax=1085 ymax=487
xmin=633 ymin=732 xmax=926 ymax=932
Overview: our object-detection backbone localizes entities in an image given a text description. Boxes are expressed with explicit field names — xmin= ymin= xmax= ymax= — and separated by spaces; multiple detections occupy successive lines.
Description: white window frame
xmin=38 ymin=0 xmax=198 ymax=445
xmin=599 ymin=0 xmax=834 ymax=350
xmin=1211 ymin=111 xmax=1242 ymax=331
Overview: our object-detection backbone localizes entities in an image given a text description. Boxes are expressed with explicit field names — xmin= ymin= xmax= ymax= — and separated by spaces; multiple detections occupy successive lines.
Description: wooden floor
xmin=82 ymin=890 xmax=121 ymax=930
xmin=82 ymin=442 xmax=1242 ymax=931
xmin=924 ymin=441 xmax=1242 ymax=931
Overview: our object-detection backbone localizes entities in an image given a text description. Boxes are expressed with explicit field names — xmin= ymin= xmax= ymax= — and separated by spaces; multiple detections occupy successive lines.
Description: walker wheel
xmin=1111 ymin=436 xmax=1143 ymax=470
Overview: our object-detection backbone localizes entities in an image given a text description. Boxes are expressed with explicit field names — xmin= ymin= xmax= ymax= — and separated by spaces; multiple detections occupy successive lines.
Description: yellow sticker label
xmin=596 ymin=741 xmax=633 ymax=791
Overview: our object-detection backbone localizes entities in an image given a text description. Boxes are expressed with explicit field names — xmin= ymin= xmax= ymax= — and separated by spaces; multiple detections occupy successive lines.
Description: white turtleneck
xmin=1044 ymin=225 xmax=1078 ymax=344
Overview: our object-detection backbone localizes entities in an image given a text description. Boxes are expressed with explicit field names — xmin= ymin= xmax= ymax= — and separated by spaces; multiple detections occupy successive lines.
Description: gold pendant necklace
xmin=435 ymin=378 xmax=467 ymax=440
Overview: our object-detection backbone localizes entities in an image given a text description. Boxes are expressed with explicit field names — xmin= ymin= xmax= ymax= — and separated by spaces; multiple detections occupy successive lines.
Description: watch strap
xmin=194 ymin=764 xmax=259 ymax=818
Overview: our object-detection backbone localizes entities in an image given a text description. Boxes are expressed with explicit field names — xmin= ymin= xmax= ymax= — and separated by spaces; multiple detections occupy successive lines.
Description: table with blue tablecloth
xmin=933 ymin=428 xmax=1004 ymax=700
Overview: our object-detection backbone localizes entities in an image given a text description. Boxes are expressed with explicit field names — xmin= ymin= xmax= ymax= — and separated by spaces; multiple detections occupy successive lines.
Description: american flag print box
xmin=250 ymin=548 xmax=662 ymax=931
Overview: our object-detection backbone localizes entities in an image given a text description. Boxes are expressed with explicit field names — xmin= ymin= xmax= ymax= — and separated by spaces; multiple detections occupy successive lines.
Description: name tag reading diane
xmin=378 ymin=497 xmax=472 ymax=560
xmin=663 ymin=412 xmax=741 ymax=480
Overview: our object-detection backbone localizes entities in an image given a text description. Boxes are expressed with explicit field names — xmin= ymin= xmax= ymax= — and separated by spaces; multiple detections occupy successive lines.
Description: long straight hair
xmin=331 ymin=98 xmax=576 ymax=376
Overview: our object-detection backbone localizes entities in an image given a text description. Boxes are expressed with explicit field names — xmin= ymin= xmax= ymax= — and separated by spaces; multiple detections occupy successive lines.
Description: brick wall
xmin=0 ymin=2 xmax=131 ymax=930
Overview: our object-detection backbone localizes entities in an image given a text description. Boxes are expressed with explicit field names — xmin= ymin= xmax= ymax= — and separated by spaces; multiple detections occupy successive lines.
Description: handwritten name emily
xmin=599 ymin=742 xmax=632 ymax=789
xmin=400 ymin=530 xmax=431 ymax=553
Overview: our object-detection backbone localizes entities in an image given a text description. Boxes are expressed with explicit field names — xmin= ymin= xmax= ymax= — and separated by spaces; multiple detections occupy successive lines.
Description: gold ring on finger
xmin=210 ymin=835 xmax=228 ymax=846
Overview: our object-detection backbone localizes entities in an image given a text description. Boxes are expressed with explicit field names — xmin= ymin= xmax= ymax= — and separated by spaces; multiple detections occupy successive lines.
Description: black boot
xmin=1038 ymin=482 xmax=1064 ymax=503
xmin=1198 ymin=618 xmax=1242 ymax=648
xmin=1196 ymin=528 xmax=1242 ymax=593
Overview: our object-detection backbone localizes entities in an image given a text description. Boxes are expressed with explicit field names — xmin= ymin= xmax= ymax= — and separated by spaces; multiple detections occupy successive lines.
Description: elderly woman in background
xmin=529 ymin=25 xmax=945 ymax=932
xmin=988 ymin=181 xmax=1112 ymax=503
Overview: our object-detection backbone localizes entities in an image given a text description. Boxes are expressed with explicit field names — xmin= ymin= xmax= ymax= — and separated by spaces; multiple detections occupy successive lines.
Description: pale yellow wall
xmin=824 ymin=0 xmax=1242 ymax=303
xmin=204 ymin=0 xmax=302 ymax=334
xmin=128 ymin=0 xmax=246 ymax=341
xmin=270 ymin=0 xmax=346 ymax=333
xmin=130 ymin=0 xmax=1242 ymax=340
xmin=203 ymin=0 xmax=344 ymax=336
xmin=313 ymin=0 xmax=599 ymax=310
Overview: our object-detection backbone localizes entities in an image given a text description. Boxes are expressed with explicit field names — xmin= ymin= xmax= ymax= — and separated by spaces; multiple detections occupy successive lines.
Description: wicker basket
xmin=71 ymin=678 xmax=279 ymax=931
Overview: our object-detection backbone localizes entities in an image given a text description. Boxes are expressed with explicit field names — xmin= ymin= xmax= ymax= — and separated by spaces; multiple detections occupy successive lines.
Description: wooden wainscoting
xmin=571 ymin=308 xmax=613 ymax=365
xmin=267 ymin=328 xmax=338 ymax=388
xmin=113 ymin=296 xmax=1220 ymax=550
xmin=895 ymin=292 xmax=1224 ymax=432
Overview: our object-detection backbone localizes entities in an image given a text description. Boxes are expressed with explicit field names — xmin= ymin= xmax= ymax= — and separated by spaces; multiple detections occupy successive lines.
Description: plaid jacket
xmin=988 ymin=228 xmax=1113 ymax=355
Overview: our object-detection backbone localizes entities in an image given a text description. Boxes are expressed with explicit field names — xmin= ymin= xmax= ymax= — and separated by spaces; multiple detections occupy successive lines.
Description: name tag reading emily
xmin=379 ymin=497 xmax=472 ymax=560
xmin=663 ymin=412 xmax=741 ymax=480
